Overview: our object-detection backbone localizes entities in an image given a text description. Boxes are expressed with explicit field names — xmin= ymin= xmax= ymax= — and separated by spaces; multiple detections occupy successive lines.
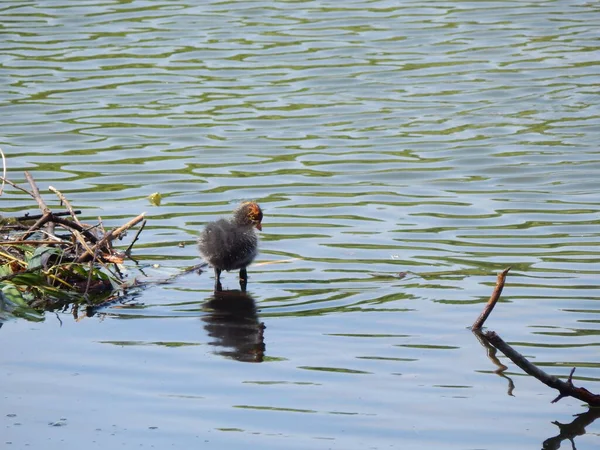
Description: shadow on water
xmin=202 ymin=289 xmax=266 ymax=363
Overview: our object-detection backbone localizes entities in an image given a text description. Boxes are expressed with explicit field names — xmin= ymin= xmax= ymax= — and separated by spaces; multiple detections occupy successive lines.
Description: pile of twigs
xmin=0 ymin=171 xmax=146 ymax=311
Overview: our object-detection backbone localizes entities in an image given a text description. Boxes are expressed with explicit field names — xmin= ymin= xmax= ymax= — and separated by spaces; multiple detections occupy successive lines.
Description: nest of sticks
xmin=0 ymin=171 xmax=145 ymax=312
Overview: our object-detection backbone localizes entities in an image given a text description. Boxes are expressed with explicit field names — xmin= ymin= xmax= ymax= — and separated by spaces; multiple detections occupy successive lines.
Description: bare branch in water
xmin=484 ymin=331 xmax=600 ymax=407
xmin=472 ymin=270 xmax=600 ymax=407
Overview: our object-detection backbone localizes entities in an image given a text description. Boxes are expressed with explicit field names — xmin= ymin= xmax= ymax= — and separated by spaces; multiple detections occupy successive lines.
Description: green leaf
xmin=0 ymin=283 xmax=44 ymax=322
xmin=0 ymin=264 xmax=12 ymax=277
xmin=27 ymin=246 xmax=61 ymax=269
xmin=69 ymin=264 xmax=89 ymax=278
xmin=1 ymin=283 xmax=28 ymax=308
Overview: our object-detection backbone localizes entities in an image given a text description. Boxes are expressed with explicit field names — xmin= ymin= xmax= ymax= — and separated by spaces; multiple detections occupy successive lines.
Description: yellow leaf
xmin=148 ymin=192 xmax=162 ymax=206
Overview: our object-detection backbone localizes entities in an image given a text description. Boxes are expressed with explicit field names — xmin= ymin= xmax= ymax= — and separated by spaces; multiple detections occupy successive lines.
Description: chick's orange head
xmin=243 ymin=201 xmax=263 ymax=230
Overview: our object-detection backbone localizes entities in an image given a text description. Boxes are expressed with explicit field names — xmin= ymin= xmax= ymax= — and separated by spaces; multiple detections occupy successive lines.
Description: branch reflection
xmin=202 ymin=289 xmax=265 ymax=363
xmin=542 ymin=408 xmax=600 ymax=450
xmin=473 ymin=329 xmax=515 ymax=396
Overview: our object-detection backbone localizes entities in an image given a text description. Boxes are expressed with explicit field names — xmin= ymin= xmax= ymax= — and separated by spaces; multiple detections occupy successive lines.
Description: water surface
xmin=1 ymin=1 xmax=600 ymax=449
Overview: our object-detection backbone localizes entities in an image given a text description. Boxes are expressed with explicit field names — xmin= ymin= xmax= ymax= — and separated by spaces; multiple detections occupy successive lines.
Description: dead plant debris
xmin=0 ymin=171 xmax=145 ymax=313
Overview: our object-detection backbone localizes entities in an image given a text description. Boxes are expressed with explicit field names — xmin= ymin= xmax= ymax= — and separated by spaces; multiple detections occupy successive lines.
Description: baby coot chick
xmin=198 ymin=202 xmax=263 ymax=291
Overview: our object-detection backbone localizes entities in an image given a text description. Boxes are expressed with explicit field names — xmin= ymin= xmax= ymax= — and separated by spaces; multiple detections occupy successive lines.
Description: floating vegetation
xmin=0 ymin=170 xmax=146 ymax=313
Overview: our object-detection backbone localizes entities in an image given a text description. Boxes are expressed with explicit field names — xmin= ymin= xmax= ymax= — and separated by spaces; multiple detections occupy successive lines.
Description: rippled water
xmin=1 ymin=0 xmax=600 ymax=448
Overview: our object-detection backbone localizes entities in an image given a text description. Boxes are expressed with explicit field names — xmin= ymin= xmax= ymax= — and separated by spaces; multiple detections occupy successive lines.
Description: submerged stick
xmin=472 ymin=267 xmax=511 ymax=330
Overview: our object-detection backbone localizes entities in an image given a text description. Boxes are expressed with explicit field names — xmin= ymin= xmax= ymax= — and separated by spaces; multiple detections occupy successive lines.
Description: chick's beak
xmin=255 ymin=222 xmax=262 ymax=231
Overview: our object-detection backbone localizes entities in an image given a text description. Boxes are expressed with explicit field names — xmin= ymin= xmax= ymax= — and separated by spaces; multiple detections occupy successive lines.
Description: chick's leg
xmin=214 ymin=267 xmax=222 ymax=292
xmin=239 ymin=267 xmax=248 ymax=292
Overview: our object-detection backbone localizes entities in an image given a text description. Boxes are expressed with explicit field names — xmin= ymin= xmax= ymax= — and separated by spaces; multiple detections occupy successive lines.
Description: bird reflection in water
xmin=202 ymin=289 xmax=265 ymax=363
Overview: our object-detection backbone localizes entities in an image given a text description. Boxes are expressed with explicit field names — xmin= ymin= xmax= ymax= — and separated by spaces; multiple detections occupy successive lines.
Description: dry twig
xmin=0 ymin=146 xmax=6 ymax=195
xmin=125 ymin=219 xmax=146 ymax=255
xmin=24 ymin=171 xmax=50 ymax=214
xmin=472 ymin=267 xmax=510 ymax=330
xmin=16 ymin=210 xmax=82 ymax=221
xmin=76 ymin=212 xmax=146 ymax=262
xmin=49 ymin=186 xmax=82 ymax=226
